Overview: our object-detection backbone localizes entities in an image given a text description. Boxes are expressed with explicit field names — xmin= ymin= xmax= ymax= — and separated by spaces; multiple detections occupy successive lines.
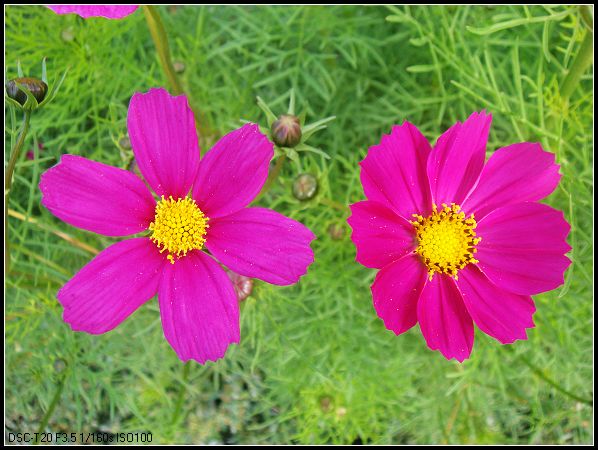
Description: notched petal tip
xmin=206 ymin=208 xmax=314 ymax=286
xmin=128 ymin=86 xmax=200 ymax=199
xmin=471 ymin=109 xmax=492 ymax=121
xmin=47 ymin=5 xmax=139 ymax=20
xmin=146 ymin=86 xmax=187 ymax=100
xmin=178 ymin=339 xmax=240 ymax=365
xmin=193 ymin=126 xmax=274 ymax=217
xmin=360 ymin=122 xmax=432 ymax=217
xmin=240 ymin=122 xmax=274 ymax=146
xmin=159 ymin=252 xmax=240 ymax=365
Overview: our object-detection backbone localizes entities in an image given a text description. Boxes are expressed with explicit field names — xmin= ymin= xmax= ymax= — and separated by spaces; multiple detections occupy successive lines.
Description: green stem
xmin=171 ymin=362 xmax=191 ymax=426
xmin=256 ymin=155 xmax=287 ymax=200
xmin=5 ymin=109 xmax=32 ymax=273
xmin=319 ymin=197 xmax=350 ymax=213
xmin=142 ymin=5 xmax=212 ymax=145
xmin=559 ymin=25 xmax=593 ymax=101
xmin=518 ymin=354 xmax=592 ymax=406
xmin=546 ymin=10 xmax=592 ymax=146
xmin=142 ymin=6 xmax=184 ymax=96
xmin=34 ymin=375 xmax=66 ymax=444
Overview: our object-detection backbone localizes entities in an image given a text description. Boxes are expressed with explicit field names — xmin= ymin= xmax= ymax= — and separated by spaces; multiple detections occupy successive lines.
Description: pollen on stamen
xmin=149 ymin=195 xmax=209 ymax=264
xmin=411 ymin=203 xmax=481 ymax=280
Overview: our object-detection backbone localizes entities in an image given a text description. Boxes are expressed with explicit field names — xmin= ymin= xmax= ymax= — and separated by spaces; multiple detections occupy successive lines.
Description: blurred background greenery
xmin=4 ymin=5 xmax=593 ymax=444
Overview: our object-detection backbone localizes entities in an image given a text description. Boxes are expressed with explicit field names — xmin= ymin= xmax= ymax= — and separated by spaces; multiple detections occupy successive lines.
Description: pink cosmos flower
xmin=347 ymin=112 xmax=571 ymax=362
xmin=47 ymin=5 xmax=139 ymax=19
xmin=39 ymin=88 xmax=315 ymax=363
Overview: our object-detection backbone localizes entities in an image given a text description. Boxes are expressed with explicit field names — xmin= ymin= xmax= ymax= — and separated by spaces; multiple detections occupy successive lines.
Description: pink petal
xmin=127 ymin=88 xmax=200 ymax=199
xmin=462 ymin=143 xmax=561 ymax=220
xmin=47 ymin=5 xmax=139 ymax=19
xmin=360 ymin=122 xmax=433 ymax=218
xmin=347 ymin=201 xmax=416 ymax=269
xmin=158 ymin=251 xmax=240 ymax=364
xmin=206 ymin=207 xmax=315 ymax=286
xmin=417 ymin=274 xmax=474 ymax=362
xmin=39 ymin=155 xmax=156 ymax=236
xmin=427 ymin=111 xmax=492 ymax=206
xmin=371 ymin=254 xmax=428 ymax=335
xmin=193 ymin=124 xmax=273 ymax=218
xmin=476 ymin=202 xmax=571 ymax=295
xmin=456 ymin=265 xmax=535 ymax=344
xmin=58 ymin=238 xmax=165 ymax=334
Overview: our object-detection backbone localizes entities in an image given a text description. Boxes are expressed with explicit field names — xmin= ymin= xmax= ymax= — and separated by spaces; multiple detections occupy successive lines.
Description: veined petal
xmin=476 ymin=202 xmax=571 ymax=295
xmin=47 ymin=5 xmax=139 ymax=19
xmin=159 ymin=251 xmax=240 ymax=364
xmin=206 ymin=207 xmax=315 ymax=286
xmin=427 ymin=111 xmax=492 ymax=206
xmin=360 ymin=121 xmax=433 ymax=217
xmin=372 ymin=254 xmax=428 ymax=335
xmin=39 ymin=155 xmax=155 ymax=236
xmin=58 ymin=238 xmax=165 ymax=334
xmin=193 ymin=123 xmax=274 ymax=218
xmin=462 ymin=142 xmax=561 ymax=220
xmin=417 ymin=274 xmax=474 ymax=362
xmin=348 ymin=201 xmax=417 ymax=269
xmin=457 ymin=265 xmax=535 ymax=344
xmin=127 ymin=88 xmax=200 ymax=199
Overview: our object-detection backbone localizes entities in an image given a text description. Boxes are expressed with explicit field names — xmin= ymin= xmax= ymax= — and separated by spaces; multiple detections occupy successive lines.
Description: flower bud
xmin=128 ymin=159 xmax=142 ymax=177
xmin=119 ymin=136 xmax=131 ymax=150
xmin=227 ymin=270 xmax=253 ymax=301
xmin=271 ymin=114 xmax=302 ymax=148
xmin=336 ymin=406 xmax=347 ymax=418
xmin=6 ymin=77 xmax=48 ymax=106
xmin=320 ymin=396 xmax=332 ymax=413
xmin=53 ymin=358 xmax=67 ymax=374
xmin=292 ymin=173 xmax=318 ymax=201
xmin=61 ymin=27 xmax=75 ymax=42
xmin=27 ymin=142 xmax=44 ymax=161
xmin=328 ymin=223 xmax=345 ymax=241
xmin=173 ymin=61 xmax=186 ymax=73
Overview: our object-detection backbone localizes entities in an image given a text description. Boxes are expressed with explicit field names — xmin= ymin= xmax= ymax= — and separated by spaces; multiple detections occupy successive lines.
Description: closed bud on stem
xmin=53 ymin=358 xmax=67 ymax=374
xmin=320 ymin=396 xmax=332 ymax=413
xmin=5 ymin=59 xmax=68 ymax=112
xmin=293 ymin=173 xmax=318 ymax=201
xmin=61 ymin=27 xmax=75 ymax=42
xmin=173 ymin=61 xmax=186 ymax=73
xmin=328 ymin=223 xmax=346 ymax=240
xmin=227 ymin=270 xmax=253 ymax=301
xmin=6 ymin=77 xmax=48 ymax=106
xmin=271 ymin=114 xmax=302 ymax=148
xmin=128 ymin=158 xmax=141 ymax=177
xmin=119 ymin=135 xmax=132 ymax=150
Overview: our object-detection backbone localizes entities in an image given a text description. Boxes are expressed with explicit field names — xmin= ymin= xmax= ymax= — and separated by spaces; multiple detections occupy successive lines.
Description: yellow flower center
xmin=149 ymin=196 xmax=209 ymax=264
xmin=412 ymin=203 xmax=481 ymax=280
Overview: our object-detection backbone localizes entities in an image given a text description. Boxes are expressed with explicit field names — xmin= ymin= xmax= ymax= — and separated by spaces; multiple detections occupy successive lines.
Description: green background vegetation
xmin=5 ymin=5 xmax=593 ymax=444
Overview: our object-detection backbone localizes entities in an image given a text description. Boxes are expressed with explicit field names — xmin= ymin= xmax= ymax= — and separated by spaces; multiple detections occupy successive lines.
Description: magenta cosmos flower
xmin=39 ymin=88 xmax=315 ymax=363
xmin=47 ymin=5 xmax=138 ymax=19
xmin=348 ymin=112 xmax=571 ymax=362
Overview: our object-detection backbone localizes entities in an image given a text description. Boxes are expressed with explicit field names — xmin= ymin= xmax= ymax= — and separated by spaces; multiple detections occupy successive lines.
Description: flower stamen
xmin=412 ymin=203 xmax=481 ymax=280
xmin=149 ymin=196 xmax=209 ymax=264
